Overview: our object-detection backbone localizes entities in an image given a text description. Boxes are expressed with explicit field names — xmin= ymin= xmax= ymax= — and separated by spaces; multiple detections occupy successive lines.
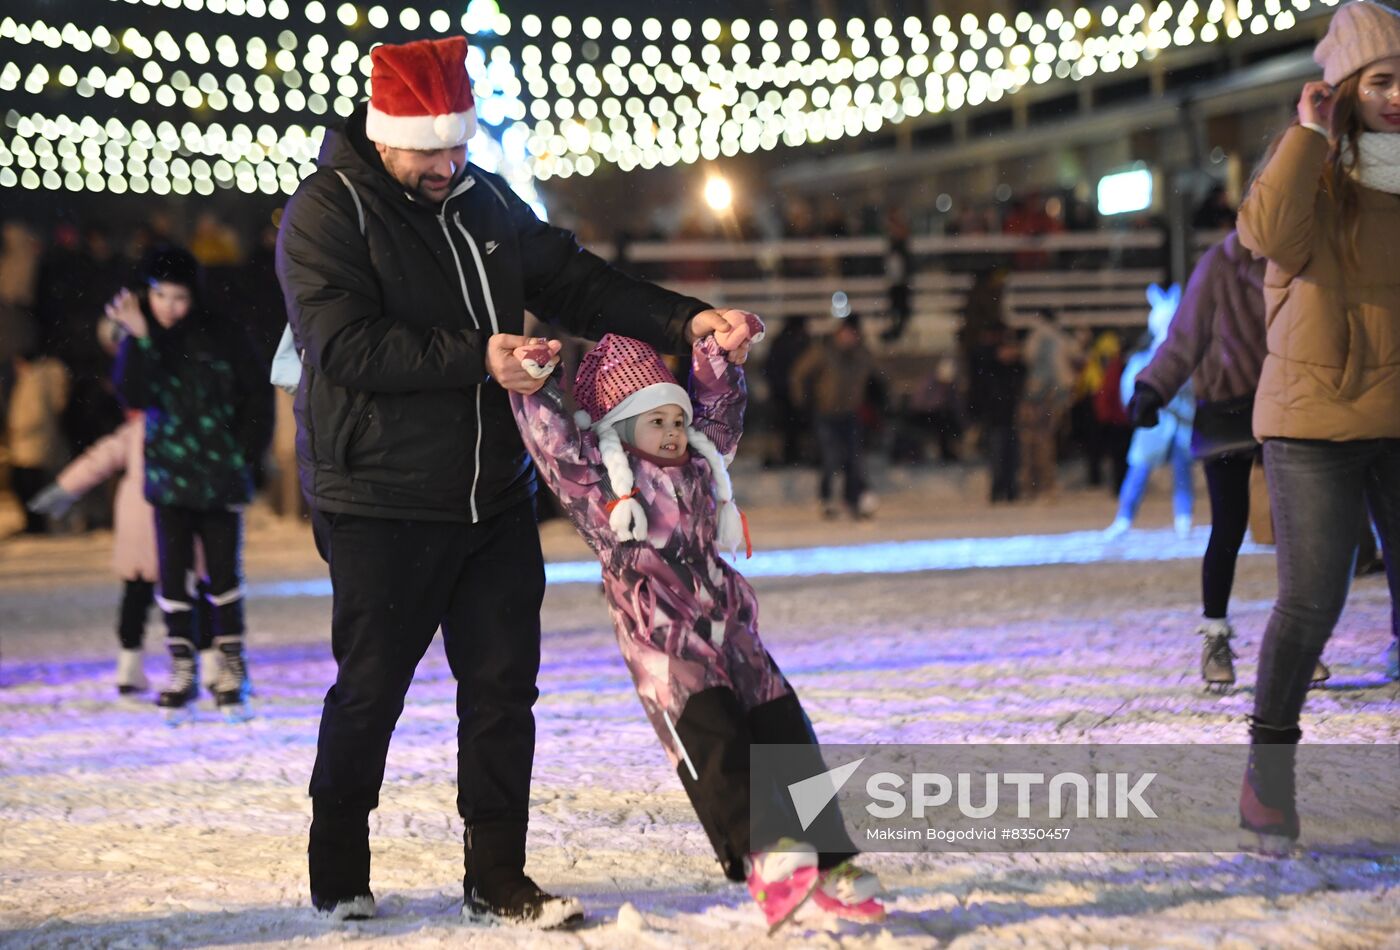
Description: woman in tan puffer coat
xmin=1233 ymin=0 xmax=1400 ymax=855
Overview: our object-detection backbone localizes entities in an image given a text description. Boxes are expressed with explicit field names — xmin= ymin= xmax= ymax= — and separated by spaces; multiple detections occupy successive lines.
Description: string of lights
xmin=1 ymin=1 xmax=1330 ymax=198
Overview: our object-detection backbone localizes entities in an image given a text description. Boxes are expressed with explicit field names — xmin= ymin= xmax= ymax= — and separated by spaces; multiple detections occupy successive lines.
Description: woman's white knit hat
xmin=1315 ymin=1 xmax=1400 ymax=86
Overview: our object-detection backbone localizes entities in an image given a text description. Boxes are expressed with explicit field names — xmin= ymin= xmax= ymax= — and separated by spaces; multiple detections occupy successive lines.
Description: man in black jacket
xmin=276 ymin=37 xmax=746 ymax=927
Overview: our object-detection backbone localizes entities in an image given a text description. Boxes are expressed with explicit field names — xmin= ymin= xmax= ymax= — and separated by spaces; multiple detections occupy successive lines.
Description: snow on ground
xmin=1 ymin=484 xmax=1397 ymax=948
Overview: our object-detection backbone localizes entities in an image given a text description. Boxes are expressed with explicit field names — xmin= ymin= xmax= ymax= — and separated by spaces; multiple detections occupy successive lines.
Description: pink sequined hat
xmin=573 ymin=334 xmax=692 ymax=429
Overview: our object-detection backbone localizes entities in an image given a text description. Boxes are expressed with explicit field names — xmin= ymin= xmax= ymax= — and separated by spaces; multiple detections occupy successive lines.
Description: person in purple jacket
xmin=1126 ymin=231 xmax=1305 ymax=693
xmin=508 ymin=317 xmax=883 ymax=931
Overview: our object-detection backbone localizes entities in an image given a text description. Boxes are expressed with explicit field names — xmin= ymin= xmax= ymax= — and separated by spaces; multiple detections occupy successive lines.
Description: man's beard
xmin=412 ymin=170 xmax=459 ymax=202
xmin=382 ymin=154 xmax=464 ymax=203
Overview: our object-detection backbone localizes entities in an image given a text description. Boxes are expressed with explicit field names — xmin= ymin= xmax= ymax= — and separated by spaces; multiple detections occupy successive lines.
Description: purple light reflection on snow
xmin=248 ymin=526 xmax=1256 ymax=597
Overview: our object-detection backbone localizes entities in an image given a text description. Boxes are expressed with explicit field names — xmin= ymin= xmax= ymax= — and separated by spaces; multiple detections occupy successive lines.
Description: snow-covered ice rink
xmin=2 ymin=489 xmax=1397 ymax=948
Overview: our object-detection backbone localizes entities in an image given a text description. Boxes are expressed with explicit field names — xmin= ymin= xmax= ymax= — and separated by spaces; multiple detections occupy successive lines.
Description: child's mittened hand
xmin=713 ymin=310 xmax=765 ymax=359
xmin=513 ymin=338 xmax=562 ymax=379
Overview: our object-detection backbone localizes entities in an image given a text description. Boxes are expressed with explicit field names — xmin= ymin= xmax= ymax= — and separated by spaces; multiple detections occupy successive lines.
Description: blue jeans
xmin=1252 ymin=438 xmax=1400 ymax=732
xmin=1115 ymin=449 xmax=1194 ymax=523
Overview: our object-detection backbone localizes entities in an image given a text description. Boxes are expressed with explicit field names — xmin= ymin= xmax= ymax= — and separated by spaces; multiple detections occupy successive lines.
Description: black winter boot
xmin=463 ymin=820 xmax=583 ymax=929
xmin=308 ymin=805 xmax=375 ymax=920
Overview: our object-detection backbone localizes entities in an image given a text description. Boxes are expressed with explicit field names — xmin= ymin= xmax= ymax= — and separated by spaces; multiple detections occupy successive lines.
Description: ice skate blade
xmin=218 ymin=701 xmax=254 ymax=723
xmin=765 ymin=882 xmax=820 ymax=935
xmin=805 ymin=897 xmax=887 ymax=924
xmin=163 ymin=705 xmax=196 ymax=726
xmin=1254 ymin=833 xmax=1296 ymax=858
xmin=1203 ymin=681 xmax=1233 ymax=695
xmin=462 ymin=897 xmax=584 ymax=931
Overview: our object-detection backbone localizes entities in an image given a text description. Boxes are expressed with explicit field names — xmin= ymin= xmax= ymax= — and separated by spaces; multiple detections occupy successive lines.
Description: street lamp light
xmin=703 ymin=174 xmax=733 ymax=212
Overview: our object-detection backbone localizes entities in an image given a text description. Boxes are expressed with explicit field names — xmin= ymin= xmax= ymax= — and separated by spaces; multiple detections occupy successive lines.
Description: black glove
xmin=27 ymin=483 xmax=78 ymax=517
xmin=1127 ymin=382 xmax=1164 ymax=429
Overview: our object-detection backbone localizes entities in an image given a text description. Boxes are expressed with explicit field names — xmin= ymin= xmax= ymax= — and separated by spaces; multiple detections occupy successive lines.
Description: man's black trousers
xmin=308 ymin=501 xmax=544 ymax=824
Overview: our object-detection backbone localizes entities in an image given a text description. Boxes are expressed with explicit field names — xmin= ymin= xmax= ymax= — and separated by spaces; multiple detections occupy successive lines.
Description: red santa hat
xmin=366 ymin=37 xmax=477 ymax=150
xmin=573 ymin=335 xmax=749 ymax=558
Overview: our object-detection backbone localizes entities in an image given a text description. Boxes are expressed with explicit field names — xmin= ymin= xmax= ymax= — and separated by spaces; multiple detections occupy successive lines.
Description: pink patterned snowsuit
xmin=510 ymin=336 xmax=791 ymax=769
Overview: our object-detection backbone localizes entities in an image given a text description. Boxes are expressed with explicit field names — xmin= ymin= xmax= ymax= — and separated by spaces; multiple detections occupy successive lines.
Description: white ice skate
xmin=115 ymin=648 xmax=148 ymax=696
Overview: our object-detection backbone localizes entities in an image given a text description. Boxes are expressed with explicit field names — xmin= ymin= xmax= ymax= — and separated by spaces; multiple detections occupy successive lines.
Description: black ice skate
xmin=1197 ymin=620 xmax=1237 ymax=694
xmin=156 ymin=639 xmax=199 ymax=724
xmin=212 ymin=636 xmax=253 ymax=722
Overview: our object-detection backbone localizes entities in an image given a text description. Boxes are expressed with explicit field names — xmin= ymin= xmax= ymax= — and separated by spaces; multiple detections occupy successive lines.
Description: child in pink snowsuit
xmin=509 ymin=324 xmax=883 ymax=929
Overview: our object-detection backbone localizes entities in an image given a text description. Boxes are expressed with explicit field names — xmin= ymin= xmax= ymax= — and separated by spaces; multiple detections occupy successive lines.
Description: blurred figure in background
xmin=1192 ymin=184 xmax=1238 ymax=231
xmin=1129 ymin=231 xmax=1270 ymax=692
xmin=110 ymin=245 xmax=266 ymax=723
xmin=28 ymin=411 xmax=219 ymax=698
xmin=1019 ymin=308 xmax=1082 ymax=500
xmin=790 ymin=316 xmax=877 ymax=519
xmin=1104 ymin=285 xmax=1195 ymax=541
xmin=971 ymin=326 xmax=1026 ymax=504
xmin=6 ymin=341 xmax=71 ymax=534
xmin=1082 ymin=331 xmax=1132 ymax=493
xmin=906 ymin=354 xmax=963 ymax=464
xmin=761 ymin=316 xmax=811 ymax=468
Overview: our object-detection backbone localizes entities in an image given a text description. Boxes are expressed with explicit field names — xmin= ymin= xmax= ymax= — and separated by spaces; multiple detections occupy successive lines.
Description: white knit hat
xmin=1315 ymin=1 xmax=1400 ymax=86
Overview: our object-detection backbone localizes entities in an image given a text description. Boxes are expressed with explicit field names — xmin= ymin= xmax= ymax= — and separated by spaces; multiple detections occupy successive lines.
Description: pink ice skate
xmin=810 ymin=861 xmax=886 ymax=923
xmin=746 ymin=839 xmax=819 ymax=932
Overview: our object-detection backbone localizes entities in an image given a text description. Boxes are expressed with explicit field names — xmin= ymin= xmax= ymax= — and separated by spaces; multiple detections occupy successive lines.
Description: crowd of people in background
xmin=1 ymin=204 xmax=1194 ymax=541
xmin=0 ymin=212 xmax=284 ymax=537
xmin=760 ymin=305 xmax=1151 ymax=516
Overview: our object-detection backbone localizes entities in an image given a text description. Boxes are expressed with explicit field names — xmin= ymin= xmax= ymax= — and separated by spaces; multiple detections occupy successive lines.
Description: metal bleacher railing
xmin=588 ymin=227 xmax=1234 ymax=354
